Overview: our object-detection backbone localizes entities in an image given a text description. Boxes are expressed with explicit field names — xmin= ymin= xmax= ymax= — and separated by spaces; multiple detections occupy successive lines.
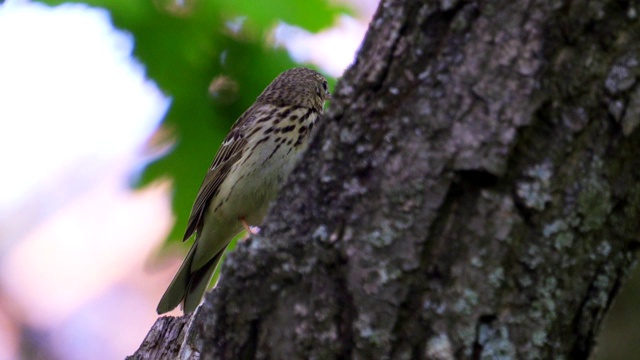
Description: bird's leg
xmin=240 ymin=217 xmax=261 ymax=235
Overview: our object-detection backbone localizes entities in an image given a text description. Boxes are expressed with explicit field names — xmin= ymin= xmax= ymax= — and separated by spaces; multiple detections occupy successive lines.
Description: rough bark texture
xmin=128 ymin=315 xmax=192 ymax=359
xmin=131 ymin=0 xmax=640 ymax=359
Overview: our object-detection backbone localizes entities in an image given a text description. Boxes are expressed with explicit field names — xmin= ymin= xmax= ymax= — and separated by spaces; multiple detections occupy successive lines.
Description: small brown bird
xmin=157 ymin=68 xmax=330 ymax=314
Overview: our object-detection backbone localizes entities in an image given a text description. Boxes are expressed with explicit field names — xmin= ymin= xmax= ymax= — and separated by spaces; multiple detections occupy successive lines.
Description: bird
xmin=157 ymin=67 xmax=330 ymax=314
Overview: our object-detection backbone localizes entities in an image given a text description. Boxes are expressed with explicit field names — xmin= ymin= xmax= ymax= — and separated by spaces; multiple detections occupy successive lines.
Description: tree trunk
xmin=130 ymin=0 xmax=640 ymax=358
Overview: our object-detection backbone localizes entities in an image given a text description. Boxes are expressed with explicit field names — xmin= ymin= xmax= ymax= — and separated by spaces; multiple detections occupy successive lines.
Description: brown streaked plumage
xmin=157 ymin=68 xmax=330 ymax=314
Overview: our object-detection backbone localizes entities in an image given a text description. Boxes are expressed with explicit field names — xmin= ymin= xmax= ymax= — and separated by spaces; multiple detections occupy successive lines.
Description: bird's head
xmin=257 ymin=67 xmax=330 ymax=112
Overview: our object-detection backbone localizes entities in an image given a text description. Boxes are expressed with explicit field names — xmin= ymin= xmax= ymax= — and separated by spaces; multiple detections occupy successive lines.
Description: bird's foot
xmin=248 ymin=226 xmax=261 ymax=234
xmin=240 ymin=218 xmax=261 ymax=235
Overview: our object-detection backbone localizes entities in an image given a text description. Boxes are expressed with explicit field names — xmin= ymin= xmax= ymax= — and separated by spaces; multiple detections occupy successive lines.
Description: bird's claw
xmin=240 ymin=218 xmax=261 ymax=235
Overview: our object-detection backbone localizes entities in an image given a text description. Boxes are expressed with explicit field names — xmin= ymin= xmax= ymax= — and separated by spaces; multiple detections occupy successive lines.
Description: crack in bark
xmin=471 ymin=314 xmax=499 ymax=360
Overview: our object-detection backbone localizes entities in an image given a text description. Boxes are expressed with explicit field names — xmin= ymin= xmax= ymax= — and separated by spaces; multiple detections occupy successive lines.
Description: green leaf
xmin=217 ymin=0 xmax=349 ymax=33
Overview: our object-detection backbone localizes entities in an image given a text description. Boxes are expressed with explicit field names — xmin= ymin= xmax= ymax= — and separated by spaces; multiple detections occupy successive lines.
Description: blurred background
xmin=0 ymin=0 xmax=636 ymax=359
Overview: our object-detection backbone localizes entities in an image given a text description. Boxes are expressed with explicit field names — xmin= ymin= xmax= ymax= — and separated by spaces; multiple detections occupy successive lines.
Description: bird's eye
xmin=322 ymin=81 xmax=328 ymax=92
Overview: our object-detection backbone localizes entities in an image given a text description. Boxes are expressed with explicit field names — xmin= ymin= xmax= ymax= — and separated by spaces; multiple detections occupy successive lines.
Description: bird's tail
xmin=156 ymin=244 xmax=226 ymax=314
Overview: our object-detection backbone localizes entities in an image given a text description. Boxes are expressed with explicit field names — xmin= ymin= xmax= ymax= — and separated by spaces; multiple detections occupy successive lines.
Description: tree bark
xmin=130 ymin=0 xmax=640 ymax=358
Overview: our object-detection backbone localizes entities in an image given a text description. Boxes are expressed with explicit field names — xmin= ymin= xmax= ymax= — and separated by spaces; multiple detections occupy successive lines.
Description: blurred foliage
xmin=36 ymin=0 xmax=345 ymax=244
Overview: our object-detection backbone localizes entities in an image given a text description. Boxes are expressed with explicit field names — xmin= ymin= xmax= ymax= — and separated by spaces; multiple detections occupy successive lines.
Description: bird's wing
xmin=182 ymin=109 xmax=258 ymax=241
xmin=183 ymin=151 xmax=243 ymax=241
